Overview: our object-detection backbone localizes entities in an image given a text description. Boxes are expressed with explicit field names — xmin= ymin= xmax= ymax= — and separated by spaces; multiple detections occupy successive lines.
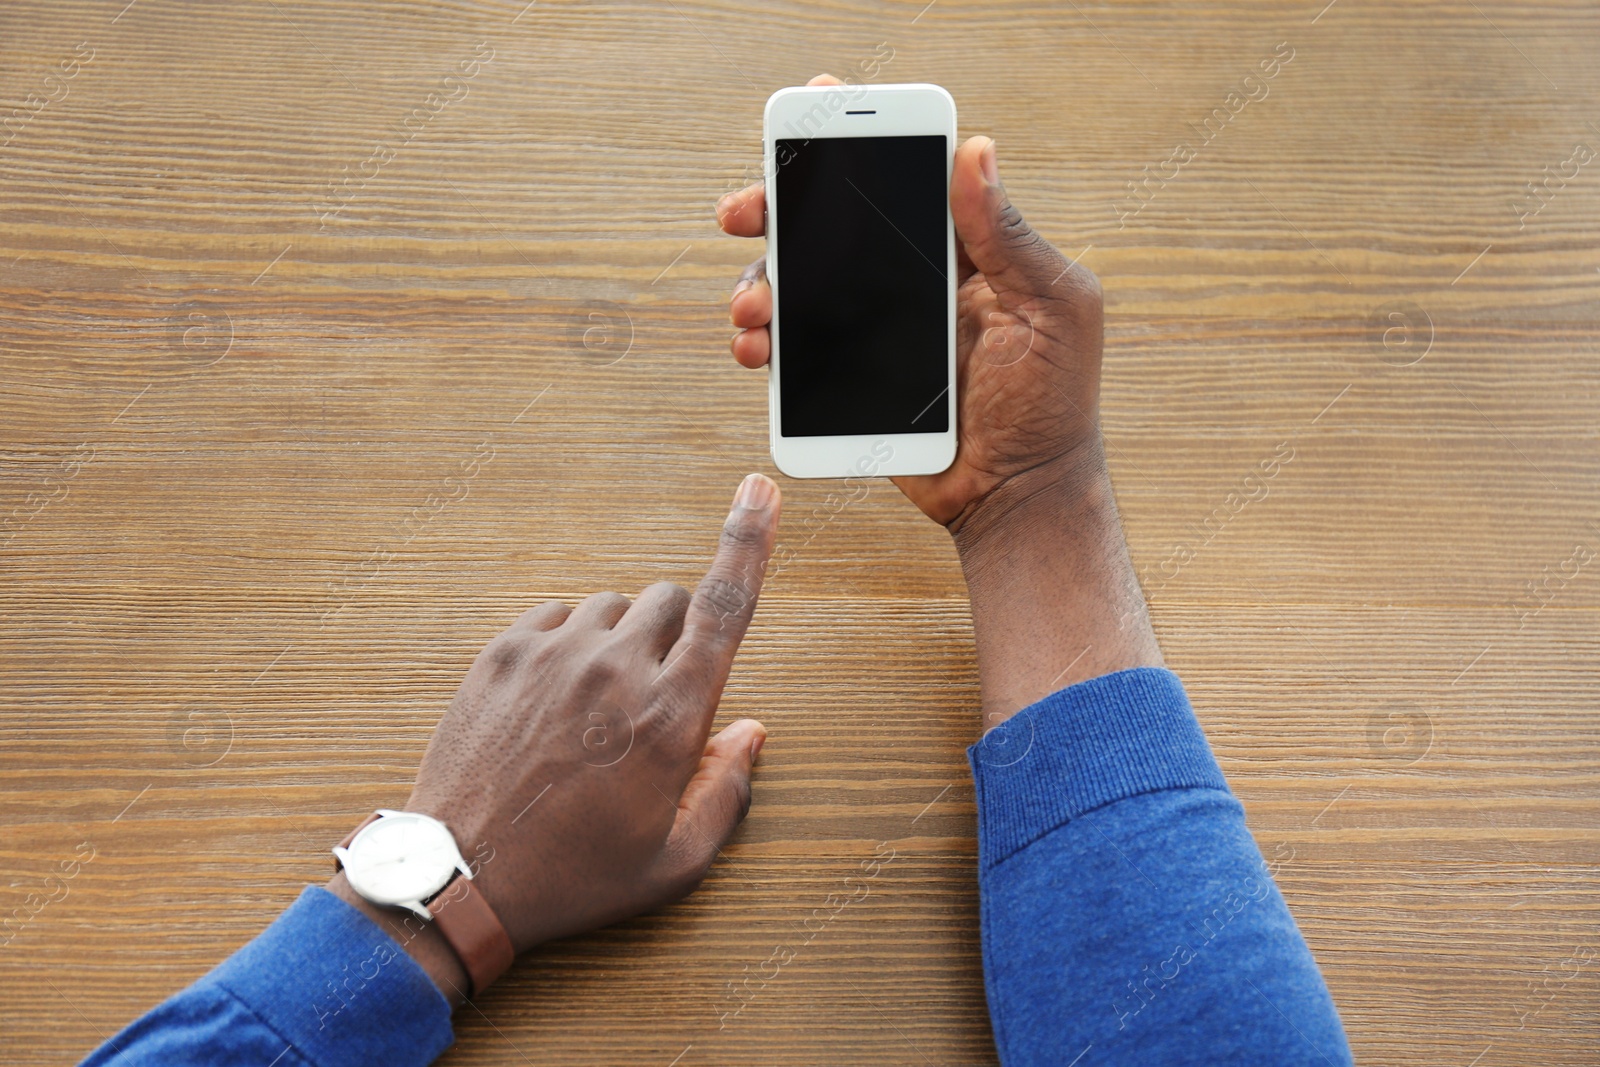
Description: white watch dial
xmin=342 ymin=811 xmax=462 ymax=907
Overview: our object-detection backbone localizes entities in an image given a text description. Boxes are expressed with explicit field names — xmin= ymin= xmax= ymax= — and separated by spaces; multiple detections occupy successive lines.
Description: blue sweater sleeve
xmin=968 ymin=667 xmax=1352 ymax=1066
xmin=81 ymin=886 xmax=453 ymax=1067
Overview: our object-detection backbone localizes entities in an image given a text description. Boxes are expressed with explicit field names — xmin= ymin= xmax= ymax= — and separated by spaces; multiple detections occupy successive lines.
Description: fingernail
xmin=980 ymin=138 xmax=999 ymax=186
xmin=715 ymin=193 xmax=733 ymax=221
xmin=734 ymin=472 xmax=776 ymax=510
xmin=749 ymin=731 xmax=766 ymax=763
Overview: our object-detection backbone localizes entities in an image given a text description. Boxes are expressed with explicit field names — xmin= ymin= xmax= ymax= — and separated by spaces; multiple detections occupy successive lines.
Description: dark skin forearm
xmin=952 ymin=449 xmax=1163 ymax=729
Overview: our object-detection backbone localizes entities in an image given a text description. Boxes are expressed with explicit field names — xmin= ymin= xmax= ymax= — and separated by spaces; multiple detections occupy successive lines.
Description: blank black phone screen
xmin=774 ymin=134 xmax=948 ymax=437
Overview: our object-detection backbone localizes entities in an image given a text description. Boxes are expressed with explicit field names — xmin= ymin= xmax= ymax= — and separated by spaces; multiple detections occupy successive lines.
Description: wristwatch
xmin=332 ymin=809 xmax=515 ymax=996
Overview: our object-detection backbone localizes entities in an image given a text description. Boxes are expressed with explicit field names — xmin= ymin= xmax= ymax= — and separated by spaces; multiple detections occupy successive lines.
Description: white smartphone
xmin=762 ymin=83 xmax=958 ymax=479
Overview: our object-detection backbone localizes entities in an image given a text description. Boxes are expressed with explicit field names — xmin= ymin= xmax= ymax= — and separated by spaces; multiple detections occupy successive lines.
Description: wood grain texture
xmin=2 ymin=0 xmax=1597 ymax=1063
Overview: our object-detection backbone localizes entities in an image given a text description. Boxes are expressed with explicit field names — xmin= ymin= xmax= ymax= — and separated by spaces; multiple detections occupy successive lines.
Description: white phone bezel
xmin=762 ymin=83 xmax=958 ymax=480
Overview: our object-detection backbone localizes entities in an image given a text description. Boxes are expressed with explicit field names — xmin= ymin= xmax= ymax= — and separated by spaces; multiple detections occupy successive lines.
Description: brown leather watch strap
xmin=427 ymin=872 xmax=515 ymax=996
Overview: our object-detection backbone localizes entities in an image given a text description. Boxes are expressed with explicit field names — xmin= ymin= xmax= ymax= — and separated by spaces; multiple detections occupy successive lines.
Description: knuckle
xmin=995 ymin=198 xmax=1034 ymax=248
xmin=515 ymin=600 xmax=566 ymax=627
xmin=480 ymin=632 xmax=529 ymax=674
xmin=587 ymin=590 xmax=631 ymax=613
xmin=646 ymin=581 xmax=692 ymax=612
xmin=697 ymin=575 xmax=754 ymax=628
xmin=576 ymin=652 xmax=619 ymax=691
xmin=719 ymin=511 xmax=768 ymax=550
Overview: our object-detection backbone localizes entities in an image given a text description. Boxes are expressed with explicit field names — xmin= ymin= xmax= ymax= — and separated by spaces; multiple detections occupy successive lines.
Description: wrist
xmin=949 ymin=443 xmax=1114 ymax=559
xmin=949 ymin=441 xmax=1163 ymax=726
xmin=327 ymin=871 xmax=471 ymax=1008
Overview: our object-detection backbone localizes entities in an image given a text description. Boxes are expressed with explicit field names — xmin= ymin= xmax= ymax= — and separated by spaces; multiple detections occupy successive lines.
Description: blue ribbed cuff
xmin=205 ymin=886 xmax=453 ymax=1067
xmin=967 ymin=667 xmax=1228 ymax=871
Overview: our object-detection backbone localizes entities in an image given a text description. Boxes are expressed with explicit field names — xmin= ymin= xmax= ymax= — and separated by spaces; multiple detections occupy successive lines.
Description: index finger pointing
xmin=667 ymin=473 xmax=781 ymax=677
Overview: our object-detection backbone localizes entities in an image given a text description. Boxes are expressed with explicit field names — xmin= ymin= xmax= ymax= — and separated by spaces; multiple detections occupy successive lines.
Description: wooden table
xmin=3 ymin=1 xmax=1596 ymax=1063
